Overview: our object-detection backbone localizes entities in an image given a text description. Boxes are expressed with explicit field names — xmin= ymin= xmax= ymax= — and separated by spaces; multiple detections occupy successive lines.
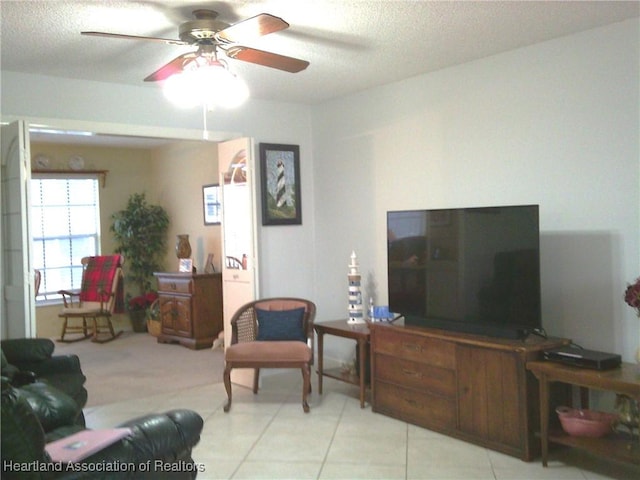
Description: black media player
xmin=543 ymin=346 xmax=622 ymax=370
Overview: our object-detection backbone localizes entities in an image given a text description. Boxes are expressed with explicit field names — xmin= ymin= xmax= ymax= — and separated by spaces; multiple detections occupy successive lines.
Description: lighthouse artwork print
xmin=259 ymin=143 xmax=302 ymax=225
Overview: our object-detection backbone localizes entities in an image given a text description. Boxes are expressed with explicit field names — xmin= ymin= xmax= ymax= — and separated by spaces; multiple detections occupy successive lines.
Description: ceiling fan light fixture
xmin=213 ymin=70 xmax=249 ymax=109
xmin=162 ymin=61 xmax=249 ymax=109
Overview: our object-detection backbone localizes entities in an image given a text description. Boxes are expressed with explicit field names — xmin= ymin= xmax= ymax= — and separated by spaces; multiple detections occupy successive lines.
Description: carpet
xmin=53 ymin=332 xmax=225 ymax=407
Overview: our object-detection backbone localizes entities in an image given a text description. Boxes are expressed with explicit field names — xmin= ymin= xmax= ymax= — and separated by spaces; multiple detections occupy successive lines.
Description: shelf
xmin=549 ymin=429 xmax=639 ymax=465
xmin=31 ymin=169 xmax=108 ymax=187
xmin=528 ymin=360 xmax=640 ymax=467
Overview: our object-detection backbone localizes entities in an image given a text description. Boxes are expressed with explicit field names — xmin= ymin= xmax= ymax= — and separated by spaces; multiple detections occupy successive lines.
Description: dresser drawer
xmin=157 ymin=276 xmax=193 ymax=294
xmin=374 ymin=328 xmax=456 ymax=369
xmin=374 ymin=380 xmax=455 ymax=429
xmin=375 ymin=353 xmax=455 ymax=397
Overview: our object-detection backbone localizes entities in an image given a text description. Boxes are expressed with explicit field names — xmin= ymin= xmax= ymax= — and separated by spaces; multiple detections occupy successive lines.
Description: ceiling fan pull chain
xmin=202 ymin=103 xmax=209 ymax=140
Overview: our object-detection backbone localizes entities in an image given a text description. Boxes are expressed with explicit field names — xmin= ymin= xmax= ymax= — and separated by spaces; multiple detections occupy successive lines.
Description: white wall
xmin=2 ymin=18 xmax=638 ymax=364
xmin=312 ymin=19 xmax=640 ymax=361
xmin=0 ymin=71 xmax=316 ymax=308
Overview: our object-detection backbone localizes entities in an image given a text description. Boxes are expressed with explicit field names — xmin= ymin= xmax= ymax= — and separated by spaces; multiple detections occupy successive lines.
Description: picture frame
xmin=204 ymin=253 xmax=215 ymax=273
xmin=178 ymin=258 xmax=193 ymax=273
xmin=202 ymin=184 xmax=221 ymax=225
xmin=259 ymin=143 xmax=302 ymax=226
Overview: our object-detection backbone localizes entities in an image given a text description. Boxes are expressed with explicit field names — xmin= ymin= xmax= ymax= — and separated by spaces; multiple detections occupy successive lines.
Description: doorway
xmin=25 ymin=120 xmax=236 ymax=338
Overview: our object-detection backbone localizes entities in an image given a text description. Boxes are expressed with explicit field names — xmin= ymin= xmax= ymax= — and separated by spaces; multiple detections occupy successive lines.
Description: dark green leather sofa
xmin=1 ymin=338 xmax=204 ymax=479
xmin=1 ymin=378 xmax=204 ymax=479
xmin=1 ymin=338 xmax=87 ymax=414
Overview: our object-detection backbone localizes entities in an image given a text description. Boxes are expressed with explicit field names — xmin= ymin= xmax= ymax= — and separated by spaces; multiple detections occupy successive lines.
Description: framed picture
xmin=178 ymin=258 xmax=193 ymax=273
xmin=202 ymin=184 xmax=221 ymax=225
xmin=204 ymin=253 xmax=215 ymax=273
xmin=259 ymin=143 xmax=302 ymax=226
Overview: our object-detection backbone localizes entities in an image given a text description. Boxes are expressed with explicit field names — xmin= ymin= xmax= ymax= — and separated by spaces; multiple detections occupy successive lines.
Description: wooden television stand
xmin=370 ymin=321 xmax=569 ymax=461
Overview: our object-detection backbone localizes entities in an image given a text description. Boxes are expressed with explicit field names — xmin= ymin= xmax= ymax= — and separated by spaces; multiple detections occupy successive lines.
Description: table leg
xmin=538 ymin=373 xmax=550 ymax=467
xmin=579 ymin=386 xmax=589 ymax=409
xmin=317 ymin=331 xmax=324 ymax=395
xmin=358 ymin=338 xmax=366 ymax=408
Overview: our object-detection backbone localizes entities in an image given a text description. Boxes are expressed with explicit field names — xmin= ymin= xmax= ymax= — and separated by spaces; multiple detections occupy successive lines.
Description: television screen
xmin=387 ymin=205 xmax=540 ymax=339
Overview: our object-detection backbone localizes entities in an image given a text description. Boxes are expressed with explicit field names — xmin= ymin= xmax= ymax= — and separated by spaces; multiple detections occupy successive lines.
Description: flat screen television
xmin=387 ymin=205 xmax=541 ymax=340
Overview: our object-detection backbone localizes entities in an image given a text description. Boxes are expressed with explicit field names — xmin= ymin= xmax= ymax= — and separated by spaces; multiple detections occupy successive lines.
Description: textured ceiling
xmin=2 ymin=0 xmax=638 ymax=108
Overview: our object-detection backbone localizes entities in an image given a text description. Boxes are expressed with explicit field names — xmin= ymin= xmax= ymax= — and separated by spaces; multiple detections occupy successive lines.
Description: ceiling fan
xmin=81 ymin=9 xmax=310 ymax=82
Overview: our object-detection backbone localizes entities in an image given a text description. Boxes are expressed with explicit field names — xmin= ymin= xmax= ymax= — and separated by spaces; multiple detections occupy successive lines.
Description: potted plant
xmin=624 ymin=277 xmax=640 ymax=318
xmin=111 ymin=193 xmax=170 ymax=332
xmin=126 ymin=291 xmax=159 ymax=332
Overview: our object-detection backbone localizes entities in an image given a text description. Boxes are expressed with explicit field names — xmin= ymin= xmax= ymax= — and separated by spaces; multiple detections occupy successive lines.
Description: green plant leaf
xmin=110 ymin=193 xmax=170 ymax=295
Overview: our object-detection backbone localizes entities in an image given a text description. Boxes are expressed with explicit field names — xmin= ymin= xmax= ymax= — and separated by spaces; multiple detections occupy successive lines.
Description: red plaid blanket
xmin=79 ymin=255 xmax=124 ymax=312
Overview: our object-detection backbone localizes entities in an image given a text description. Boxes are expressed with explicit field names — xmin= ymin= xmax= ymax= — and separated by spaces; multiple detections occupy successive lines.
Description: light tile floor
xmin=83 ymin=373 xmax=639 ymax=480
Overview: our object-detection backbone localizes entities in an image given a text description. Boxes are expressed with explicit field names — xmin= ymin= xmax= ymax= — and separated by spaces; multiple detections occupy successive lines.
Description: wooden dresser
xmin=370 ymin=321 xmax=569 ymax=460
xmin=154 ymin=272 xmax=223 ymax=350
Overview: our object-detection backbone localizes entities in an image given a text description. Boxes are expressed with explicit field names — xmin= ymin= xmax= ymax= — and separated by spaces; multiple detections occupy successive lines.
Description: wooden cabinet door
xmin=457 ymin=345 xmax=522 ymax=450
xmin=159 ymin=297 xmax=174 ymax=333
xmin=159 ymin=296 xmax=192 ymax=337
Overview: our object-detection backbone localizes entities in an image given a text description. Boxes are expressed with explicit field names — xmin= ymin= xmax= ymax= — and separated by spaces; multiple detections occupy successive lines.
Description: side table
xmin=314 ymin=320 xmax=370 ymax=408
xmin=527 ymin=360 xmax=640 ymax=467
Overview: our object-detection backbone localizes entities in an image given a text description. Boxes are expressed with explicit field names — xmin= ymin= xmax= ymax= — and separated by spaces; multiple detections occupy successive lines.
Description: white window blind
xmin=31 ymin=176 xmax=101 ymax=302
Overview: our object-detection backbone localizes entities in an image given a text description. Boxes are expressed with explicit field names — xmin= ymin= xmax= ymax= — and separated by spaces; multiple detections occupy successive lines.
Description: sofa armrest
xmin=58 ymin=410 xmax=204 ymax=478
xmin=118 ymin=409 xmax=204 ymax=459
xmin=1 ymin=378 xmax=51 ymax=474
xmin=18 ymin=382 xmax=82 ymax=433
xmin=1 ymin=338 xmax=55 ymax=365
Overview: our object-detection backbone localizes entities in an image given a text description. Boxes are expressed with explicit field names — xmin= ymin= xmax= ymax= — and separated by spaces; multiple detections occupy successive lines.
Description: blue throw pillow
xmin=256 ymin=307 xmax=306 ymax=342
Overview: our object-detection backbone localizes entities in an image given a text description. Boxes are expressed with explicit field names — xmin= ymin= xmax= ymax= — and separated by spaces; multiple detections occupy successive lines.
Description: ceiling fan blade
xmin=216 ymin=14 xmax=289 ymax=43
xmin=144 ymin=52 xmax=197 ymax=82
xmin=81 ymin=31 xmax=188 ymax=46
xmin=225 ymin=46 xmax=309 ymax=73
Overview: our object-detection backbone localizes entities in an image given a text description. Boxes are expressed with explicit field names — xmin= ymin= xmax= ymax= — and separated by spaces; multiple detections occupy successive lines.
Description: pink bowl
xmin=556 ymin=406 xmax=617 ymax=438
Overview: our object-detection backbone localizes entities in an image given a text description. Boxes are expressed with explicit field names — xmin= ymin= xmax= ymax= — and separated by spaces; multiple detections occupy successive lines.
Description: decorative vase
xmin=129 ymin=309 xmax=147 ymax=333
xmin=175 ymin=234 xmax=192 ymax=259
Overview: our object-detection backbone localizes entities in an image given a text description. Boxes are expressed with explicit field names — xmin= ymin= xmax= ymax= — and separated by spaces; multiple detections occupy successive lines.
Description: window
xmin=31 ymin=176 xmax=101 ymax=302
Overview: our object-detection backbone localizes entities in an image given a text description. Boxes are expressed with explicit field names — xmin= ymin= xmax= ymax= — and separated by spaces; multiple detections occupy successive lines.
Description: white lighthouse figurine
xmin=347 ymin=251 xmax=365 ymax=324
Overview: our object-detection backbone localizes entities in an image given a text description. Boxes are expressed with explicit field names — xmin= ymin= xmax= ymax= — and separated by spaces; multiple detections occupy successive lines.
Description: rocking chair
xmin=57 ymin=255 xmax=125 ymax=343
